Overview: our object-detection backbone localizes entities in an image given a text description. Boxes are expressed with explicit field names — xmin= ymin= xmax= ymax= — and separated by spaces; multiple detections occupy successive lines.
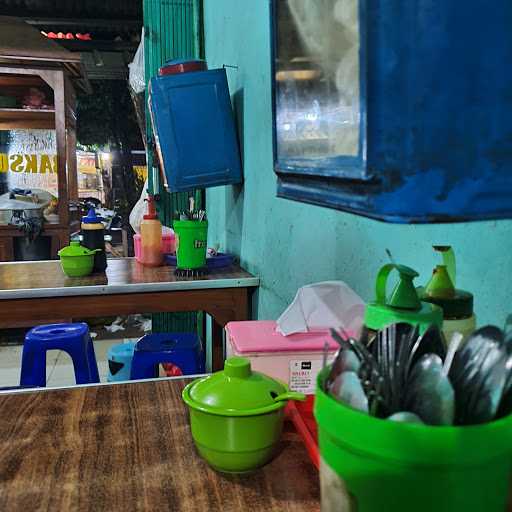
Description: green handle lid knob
xmin=224 ymin=356 xmax=252 ymax=379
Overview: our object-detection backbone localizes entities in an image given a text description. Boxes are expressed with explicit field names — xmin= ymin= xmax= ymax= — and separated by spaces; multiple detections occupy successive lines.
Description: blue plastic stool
xmin=130 ymin=333 xmax=204 ymax=380
xmin=20 ymin=323 xmax=100 ymax=387
xmin=107 ymin=341 xmax=136 ymax=382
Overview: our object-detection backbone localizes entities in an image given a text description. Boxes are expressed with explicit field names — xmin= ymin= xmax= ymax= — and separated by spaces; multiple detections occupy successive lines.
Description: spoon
xmin=387 ymin=411 xmax=424 ymax=424
xmin=442 ymin=332 xmax=463 ymax=376
xmin=329 ymin=371 xmax=369 ymax=413
xmin=463 ymin=345 xmax=508 ymax=424
xmin=405 ymin=354 xmax=455 ymax=425
xmin=406 ymin=324 xmax=446 ymax=379
xmin=449 ymin=325 xmax=505 ymax=424
xmin=495 ymin=355 xmax=512 ymax=418
xmin=326 ymin=347 xmax=361 ymax=387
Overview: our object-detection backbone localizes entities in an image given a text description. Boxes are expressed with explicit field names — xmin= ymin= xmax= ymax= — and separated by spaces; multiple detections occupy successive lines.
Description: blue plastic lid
xmin=159 ymin=59 xmax=207 ymax=76
xmin=82 ymin=207 xmax=103 ymax=224
xmin=164 ymin=58 xmax=205 ymax=66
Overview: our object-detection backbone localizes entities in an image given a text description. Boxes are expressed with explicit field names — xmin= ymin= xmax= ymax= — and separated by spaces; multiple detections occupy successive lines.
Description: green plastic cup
xmin=173 ymin=220 xmax=208 ymax=269
xmin=315 ymin=368 xmax=512 ymax=512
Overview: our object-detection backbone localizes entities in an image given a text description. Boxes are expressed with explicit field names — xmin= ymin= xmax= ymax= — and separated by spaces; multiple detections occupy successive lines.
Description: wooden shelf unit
xmin=0 ymin=107 xmax=55 ymax=129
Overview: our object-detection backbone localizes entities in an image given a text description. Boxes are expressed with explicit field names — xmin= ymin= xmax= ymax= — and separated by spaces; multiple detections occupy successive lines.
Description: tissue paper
xmin=276 ymin=281 xmax=364 ymax=336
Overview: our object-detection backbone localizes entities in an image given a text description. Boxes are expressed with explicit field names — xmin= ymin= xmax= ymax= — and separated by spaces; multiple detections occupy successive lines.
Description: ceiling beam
xmin=25 ymin=18 xmax=141 ymax=29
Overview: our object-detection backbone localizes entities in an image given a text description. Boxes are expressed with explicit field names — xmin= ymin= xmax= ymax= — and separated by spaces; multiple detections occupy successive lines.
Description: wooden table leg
xmin=211 ymin=318 xmax=224 ymax=372
xmin=210 ymin=288 xmax=251 ymax=371
xmin=233 ymin=287 xmax=250 ymax=321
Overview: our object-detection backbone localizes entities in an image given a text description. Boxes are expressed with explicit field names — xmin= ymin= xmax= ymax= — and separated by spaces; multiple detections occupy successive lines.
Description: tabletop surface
xmin=0 ymin=379 xmax=319 ymax=512
xmin=0 ymin=258 xmax=259 ymax=299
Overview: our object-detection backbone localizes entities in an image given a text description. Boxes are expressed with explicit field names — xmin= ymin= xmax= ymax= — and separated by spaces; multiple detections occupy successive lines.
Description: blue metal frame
xmin=270 ymin=0 xmax=512 ymax=223
xmin=271 ymin=0 xmax=370 ymax=182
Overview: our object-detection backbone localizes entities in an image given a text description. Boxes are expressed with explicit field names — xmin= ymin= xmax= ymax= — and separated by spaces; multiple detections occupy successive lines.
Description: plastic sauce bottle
xmin=81 ymin=207 xmax=107 ymax=272
xmin=361 ymin=262 xmax=443 ymax=346
xmin=138 ymin=195 xmax=163 ymax=267
xmin=419 ymin=246 xmax=476 ymax=345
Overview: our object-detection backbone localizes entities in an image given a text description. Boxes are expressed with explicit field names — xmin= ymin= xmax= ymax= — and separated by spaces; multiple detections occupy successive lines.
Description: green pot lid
xmin=58 ymin=241 xmax=97 ymax=257
xmin=184 ymin=357 xmax=290 ymax=416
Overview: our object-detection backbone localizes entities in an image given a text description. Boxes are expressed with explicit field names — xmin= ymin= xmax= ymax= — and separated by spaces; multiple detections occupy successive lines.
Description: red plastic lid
xmin=143 ymin=196 xmax=158 ymax=220
xmin=158 ymin=59 xmax=207 ymax=76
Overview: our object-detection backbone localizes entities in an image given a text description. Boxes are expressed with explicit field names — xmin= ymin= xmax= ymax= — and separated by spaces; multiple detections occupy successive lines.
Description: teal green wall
xmin=204 ymin=0 xmax=512 ymax=327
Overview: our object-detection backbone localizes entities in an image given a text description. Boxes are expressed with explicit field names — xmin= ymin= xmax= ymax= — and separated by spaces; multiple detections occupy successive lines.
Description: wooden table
xmin=0 ymin=380 xmax=320 ymax=511
xmin=0 ymin=258 xmax=259 ymax=370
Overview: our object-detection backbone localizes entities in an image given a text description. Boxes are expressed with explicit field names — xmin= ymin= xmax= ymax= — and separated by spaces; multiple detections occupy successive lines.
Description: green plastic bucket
xmin=315 ymin=368 xmax=512 ymax=512
xmin=173 ymin=220 xmax=208 ymax=269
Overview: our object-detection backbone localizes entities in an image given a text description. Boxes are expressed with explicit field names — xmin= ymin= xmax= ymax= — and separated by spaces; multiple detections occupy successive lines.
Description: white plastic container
xmin=225 ymin=321 xmax=339 ymax=394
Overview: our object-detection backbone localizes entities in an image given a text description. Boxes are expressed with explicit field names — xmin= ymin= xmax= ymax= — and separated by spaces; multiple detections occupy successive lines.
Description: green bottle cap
xmin=377 ymin=263 xmax=421 ymax=310
xmin=365 ymin=263 xmax=443 ymax=331
xmin=420 ymin=247 xmax=474 ymax=319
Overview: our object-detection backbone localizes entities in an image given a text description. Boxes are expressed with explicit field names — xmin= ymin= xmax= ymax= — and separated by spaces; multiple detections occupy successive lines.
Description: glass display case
xmin=272 ymin=0 xmax=512 ymax=223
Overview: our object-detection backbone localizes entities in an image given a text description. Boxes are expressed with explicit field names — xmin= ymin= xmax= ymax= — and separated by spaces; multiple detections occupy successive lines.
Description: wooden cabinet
xmin=0 ymin=17 xmax=84 ymax=258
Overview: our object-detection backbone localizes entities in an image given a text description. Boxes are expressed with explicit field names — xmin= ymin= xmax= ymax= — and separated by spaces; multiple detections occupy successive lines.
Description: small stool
xmin=130 ymin=333 xmax=204 ymax=380
xmin=20 ymin=323 xmax=100 ymax=387
xmin=107 ymin=341 xmax=136 ymax=382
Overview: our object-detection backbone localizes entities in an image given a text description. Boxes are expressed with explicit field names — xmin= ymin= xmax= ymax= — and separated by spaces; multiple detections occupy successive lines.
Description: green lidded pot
xmin=58 ymin=241 xmax=99 ymax=277
xmin=364 ymin=262 xmax=443 ymax=334
xmin=315 ymin=368 xmax=512 ymax=512
xmin=182 ymin=357 xmax=305 ymax=473
xmin=173 ymin=219 xmax=208 ymax=269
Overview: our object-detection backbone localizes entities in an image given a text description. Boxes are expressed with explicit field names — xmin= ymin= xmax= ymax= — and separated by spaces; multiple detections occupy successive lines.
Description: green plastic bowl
xmin=185 ymin=405 xmax=285 ymax=473
xmin=315 ymin=368 xmax=512 ymax=512
xmin=182 ymin=357 xmax=305 ymax=473
xmin=58 ymin=241 xmax=98 ymax=277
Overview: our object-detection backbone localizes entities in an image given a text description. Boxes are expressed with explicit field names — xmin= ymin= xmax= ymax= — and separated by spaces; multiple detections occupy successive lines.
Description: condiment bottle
xmin=362 ymin=262 xmax=443 ymax=345
xmin=419 ymin=246 xmax=476 ymax=344
xmin=139 ymin=195 xmax=163 ymax=267
xmin=81 ymin=207 xmax=107 ymax=272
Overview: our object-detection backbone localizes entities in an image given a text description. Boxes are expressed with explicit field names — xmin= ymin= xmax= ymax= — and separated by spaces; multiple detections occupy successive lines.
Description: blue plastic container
xmin=107 ymin=341 xmax=136 ymax=382
xmin=149 ymin=61 xmax=242 ymax=192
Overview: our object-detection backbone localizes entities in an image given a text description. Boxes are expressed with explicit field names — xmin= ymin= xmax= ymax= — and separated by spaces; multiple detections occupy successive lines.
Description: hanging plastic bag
xmin=128 ymin=28 xmax=145 ymax=94
xmin=129 ymin=178 xmax=148 ymax=233
xmin=129 ymin=178 xmax=174 ymax=235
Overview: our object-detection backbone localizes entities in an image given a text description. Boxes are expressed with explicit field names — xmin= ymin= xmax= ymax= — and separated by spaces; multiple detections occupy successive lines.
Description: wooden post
xmin=52 ymin=70 xmax=69 ymax=228
xmin=65 ymin=76 xmax=78 ymax=203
